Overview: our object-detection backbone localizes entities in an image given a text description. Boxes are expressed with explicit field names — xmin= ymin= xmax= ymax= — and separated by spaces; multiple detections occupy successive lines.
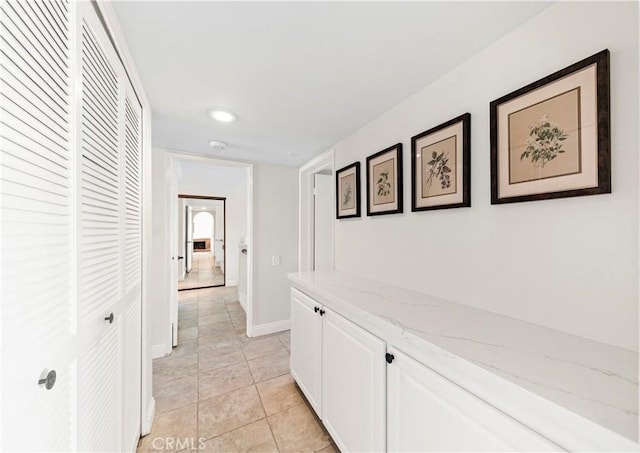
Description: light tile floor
xmin=139 ymin=286 xmax=338 ymax=452
xmin=178 ymin=252 xmax=224 ymax=291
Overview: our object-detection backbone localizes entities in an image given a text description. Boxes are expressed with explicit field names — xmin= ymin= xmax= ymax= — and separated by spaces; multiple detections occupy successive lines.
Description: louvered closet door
xmin=76 ymin=2 xmax=124 ymax=450
xmin=0 ymin=0 xmax=76 ymax=451
xmin=122 ymin=77 xmax=142 ymax=452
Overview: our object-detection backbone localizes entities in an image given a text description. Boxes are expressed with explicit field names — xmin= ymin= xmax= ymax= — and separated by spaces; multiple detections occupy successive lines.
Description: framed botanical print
xmin=336 ymin=162 xmax=361 ymax=219
xmin=366 ymin=144 xmax=403 ymax=216
xmin=490 ymin=49 xmax=610 ymax=204
xmin=411 ymin=113 xmax=471 ymax=211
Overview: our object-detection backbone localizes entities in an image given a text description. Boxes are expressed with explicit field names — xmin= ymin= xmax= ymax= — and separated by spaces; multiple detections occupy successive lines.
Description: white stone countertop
xmin=288 ymin=270 xmax=638 ymax=447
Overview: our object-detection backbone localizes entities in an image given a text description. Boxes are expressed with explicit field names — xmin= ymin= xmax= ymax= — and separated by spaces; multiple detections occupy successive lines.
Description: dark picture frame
xmin=490 ymin=49 xmax=610 ymax=204
xmin=335 ymin=162 xmax=361 ymax=219
xmin=411 ymin=113 xmax=471 ymax=211
xmin=366 ymin=143 xmax=403 ymax=216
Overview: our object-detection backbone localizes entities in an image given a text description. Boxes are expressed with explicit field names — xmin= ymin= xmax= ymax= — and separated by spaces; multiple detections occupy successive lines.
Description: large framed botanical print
xmin=490 ymin=49 xmax=610 ymax=204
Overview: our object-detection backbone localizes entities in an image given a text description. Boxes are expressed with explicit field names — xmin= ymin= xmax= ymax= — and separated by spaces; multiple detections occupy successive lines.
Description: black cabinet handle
xmin=386 ymin=353 xmax=395 ymax=364
xmin=314 ymin=306 xmax=319 ymax=313
xmin=319 ymin=309 xmax=325 ymax=316
xmin=177 ymin=256 xmax=184 ymax=260
xmin=104 ymin=313 xmax=114 ymax=324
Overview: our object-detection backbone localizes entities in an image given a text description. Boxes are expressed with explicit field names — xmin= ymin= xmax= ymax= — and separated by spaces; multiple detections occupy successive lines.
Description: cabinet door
xmin=387 ymin=348 xmax=558 ymax=452
xmin=290 ymin=288 xmax=323 ymax=416
xmin=322 ymin=308 xmax=386 ymax=452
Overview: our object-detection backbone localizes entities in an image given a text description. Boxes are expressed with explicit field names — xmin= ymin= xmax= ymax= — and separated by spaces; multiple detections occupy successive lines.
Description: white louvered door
xmin=122 ymin=77 xmax=142 ymax=452
xmin=0 ymin=0 xmax=76 ymax=450
xmin=76 ymin=2 xmax=127 ymax=451
xmin=1 ymin=1 xmax=144 ymax=451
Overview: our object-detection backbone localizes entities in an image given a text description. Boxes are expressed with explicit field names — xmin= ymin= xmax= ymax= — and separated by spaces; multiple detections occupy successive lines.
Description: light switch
xmin=271 ymin=255 xmax=281 ymax=266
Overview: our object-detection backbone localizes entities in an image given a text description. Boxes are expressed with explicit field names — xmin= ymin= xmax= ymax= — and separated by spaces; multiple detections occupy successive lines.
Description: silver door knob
xmin=38 ymin=370 xmax=56 ymax=390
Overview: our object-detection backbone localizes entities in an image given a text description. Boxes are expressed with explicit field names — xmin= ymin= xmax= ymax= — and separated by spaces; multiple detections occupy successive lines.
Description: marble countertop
xmin=289 ymin=270 xmax=638 ymax=446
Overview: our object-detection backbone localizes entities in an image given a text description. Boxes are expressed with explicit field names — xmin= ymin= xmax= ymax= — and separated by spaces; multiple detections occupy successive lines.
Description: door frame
xmin=166 ymin=152 xmax=255 ymax=339
xmin=299 ymin=149 xmax=335 ymax=272
xmin=177 ymin=194 xmax=227 ymax=290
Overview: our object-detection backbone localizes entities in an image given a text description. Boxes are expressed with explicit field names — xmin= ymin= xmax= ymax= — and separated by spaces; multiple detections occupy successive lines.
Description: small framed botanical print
xmin=411 ymin=113 xmax=471 ymax=211
xmin=366 ymin=144 xmax=403 ymax=216
xmin=336 ymin=162 xmax=361 ymax=219
xmin=490 ymin=49 xmax=610 ymax=204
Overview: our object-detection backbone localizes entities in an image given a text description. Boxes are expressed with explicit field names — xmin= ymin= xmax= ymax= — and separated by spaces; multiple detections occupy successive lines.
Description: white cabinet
xmin=387 ymin=348 xmax=558 ymax=452
xmin=290 ymin=288 xmax=386 ymax=452
xmin=322 ymin=307 xmax=386 ymax=452
xmin=290 ymin=288 xmax=323 ymax=415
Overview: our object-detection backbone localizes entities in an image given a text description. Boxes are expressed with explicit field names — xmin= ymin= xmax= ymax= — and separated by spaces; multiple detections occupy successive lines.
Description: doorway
xmin=178 ymin=195 xmax=226 ymax=291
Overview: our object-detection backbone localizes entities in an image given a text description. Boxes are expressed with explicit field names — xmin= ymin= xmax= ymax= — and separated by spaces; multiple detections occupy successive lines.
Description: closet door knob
xmin=319 ymin=309 xmax=325 ymax=316
xmin=314 ymin=306 xmax=319 ymax=313
xmin=104 ymin=313 xmax=114 ymax=324
xmin=38 ymin=370 xmax=57 ymax=390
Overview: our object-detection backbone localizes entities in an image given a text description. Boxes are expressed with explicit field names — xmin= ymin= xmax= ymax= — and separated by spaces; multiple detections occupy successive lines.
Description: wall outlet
xmin=271 ymin=255 xmax=281 ymax=266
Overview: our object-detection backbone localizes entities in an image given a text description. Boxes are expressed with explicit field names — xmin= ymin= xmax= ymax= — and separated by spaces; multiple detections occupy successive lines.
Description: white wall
xmin=333 ymin=2 xmax=638 ymax=351
xmin=150 ymin=150 xmax=299 ymax=345
xmin=253 ymin=163 xmax=299 ymax=327
xmin=179 ymin=173 xmax=247 ymax=285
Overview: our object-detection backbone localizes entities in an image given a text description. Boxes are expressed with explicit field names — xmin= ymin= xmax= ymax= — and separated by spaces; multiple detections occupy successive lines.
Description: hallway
xmin=178 ymin=252 xmax=224 ymax=291
xmin=139 ymin=286 xmax=337 ymax=452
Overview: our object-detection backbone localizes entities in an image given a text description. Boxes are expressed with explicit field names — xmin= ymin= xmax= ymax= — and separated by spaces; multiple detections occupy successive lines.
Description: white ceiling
xmin=113 ymin=1 xmax=551 ymax=167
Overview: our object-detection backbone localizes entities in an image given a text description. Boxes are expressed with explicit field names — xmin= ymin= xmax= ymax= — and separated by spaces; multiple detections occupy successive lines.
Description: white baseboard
xmin=141 ymin=397 xmax=156 ymax=436
xmin=238 ymin=292 xmax=247 ymax=311
xmin=151 ymin=343 xmax=169 ymax=359
xmin=226 ymin=279 xmax=238 ymax=286
xmin=250 ymin=319 xmax=291 ymax=337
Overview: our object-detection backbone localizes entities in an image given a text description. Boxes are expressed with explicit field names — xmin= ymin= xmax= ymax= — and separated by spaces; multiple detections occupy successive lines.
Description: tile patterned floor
xmin=178 ymin=252 xmax=224 ymax=291
xmin=139 ymin=286 xmax=338 ymax=452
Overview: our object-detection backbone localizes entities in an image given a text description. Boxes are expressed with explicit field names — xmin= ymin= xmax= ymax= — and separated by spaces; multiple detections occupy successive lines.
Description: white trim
xmin=141 ymin=397 xmax=155 ymax=437
xmin=298 ymin=149 xmax=335 ymax=272
xmin=226 ymin=280 xmax=238 ymax=287
xmin=151 ymin=344 xmax=169 ymax=360
xmin=246 ymin=165 xmax=254 ymax=338
xmin=160 ymin=148 xmax=255 ymax=341
xmin=251 ymin=319 xmax=291 ymax=337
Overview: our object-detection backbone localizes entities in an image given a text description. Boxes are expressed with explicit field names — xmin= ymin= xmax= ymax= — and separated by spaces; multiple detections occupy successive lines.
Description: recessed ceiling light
xmin=209 ymin=140 xmax=227 ymax=150
xmin=208 ymin=109 xmax=237 ymax=123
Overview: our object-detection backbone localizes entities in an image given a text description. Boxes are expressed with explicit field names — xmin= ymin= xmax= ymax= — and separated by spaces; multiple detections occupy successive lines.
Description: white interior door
xmin=76 ymin=3 xmax=125 ymax=449
xmin=313 ymin=173 xmax=332 ymax=271
xmin=122 ymin=78 xmax=143 ymax=452
xmin=1 ymin=1 xmax=75 ymax=449
xmin=186 ymin=205 xmax=193 ymax=272
xmin=177 ymin=198 xmax=185 ymax=280
xmin=214 ymin=201 xmax=224 ymax=272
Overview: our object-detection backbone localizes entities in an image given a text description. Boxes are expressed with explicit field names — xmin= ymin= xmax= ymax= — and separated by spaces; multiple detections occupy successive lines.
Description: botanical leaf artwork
xmin=342 ymin=181 xmax=352 ymax=207
xmin=520 ymin=115 xmax=568 ymax=167
xmin=377 ymin=171 xmax=391 ymax=197
xmin=424 ymin=151 xmax=451 ymax=194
